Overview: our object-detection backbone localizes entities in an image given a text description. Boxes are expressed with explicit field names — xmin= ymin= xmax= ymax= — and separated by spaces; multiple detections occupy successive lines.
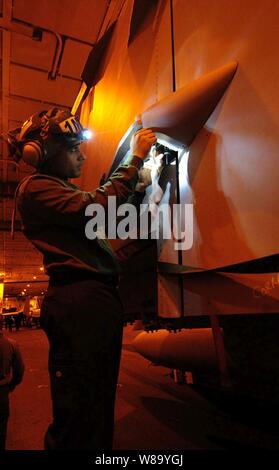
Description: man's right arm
xmin=18 ymin=128 xmax=157 ymax=230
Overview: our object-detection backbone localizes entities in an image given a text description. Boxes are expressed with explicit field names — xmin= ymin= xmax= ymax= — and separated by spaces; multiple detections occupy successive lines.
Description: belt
xmin=49 ymin=269 xmax=119 ymax=287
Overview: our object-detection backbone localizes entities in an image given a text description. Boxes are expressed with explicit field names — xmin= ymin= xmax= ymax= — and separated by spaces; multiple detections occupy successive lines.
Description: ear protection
xmin=22 ymin=140 xmax=45 ymax=168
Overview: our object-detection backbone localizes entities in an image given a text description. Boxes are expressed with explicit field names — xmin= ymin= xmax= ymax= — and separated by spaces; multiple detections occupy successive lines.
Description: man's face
xmin=49 ymin=142 xmax=86 ymax=179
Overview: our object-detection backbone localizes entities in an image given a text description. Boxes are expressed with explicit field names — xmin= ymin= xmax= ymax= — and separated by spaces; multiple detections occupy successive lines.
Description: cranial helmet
xmin=3 ymin=108 xmax=91 ymax=169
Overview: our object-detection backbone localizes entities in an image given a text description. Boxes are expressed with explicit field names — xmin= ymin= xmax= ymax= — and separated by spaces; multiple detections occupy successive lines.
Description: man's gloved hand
xmin=135 ymin=151 xmax=164 ymax=192
xmin=135 ymin=167 xmax=152 ymax=192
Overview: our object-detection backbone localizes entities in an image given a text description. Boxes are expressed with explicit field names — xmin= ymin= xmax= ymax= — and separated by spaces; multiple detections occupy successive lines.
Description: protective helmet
xmin=3 ymin=108 xmax=91 ymax=169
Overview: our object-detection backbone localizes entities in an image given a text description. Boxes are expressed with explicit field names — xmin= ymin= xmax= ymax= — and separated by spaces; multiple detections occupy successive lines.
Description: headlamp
xmin=82 ymin=129 xmax=92 ymax=140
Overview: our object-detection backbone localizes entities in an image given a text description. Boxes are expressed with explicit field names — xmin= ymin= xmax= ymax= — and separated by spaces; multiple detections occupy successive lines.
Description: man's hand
xmin=130 ymin=128 xmax=157 ymax=160
xmin=135 ymin=152 xmax=164 ymax=192
xmin=135 ymin=167 xmax=152 ymax=192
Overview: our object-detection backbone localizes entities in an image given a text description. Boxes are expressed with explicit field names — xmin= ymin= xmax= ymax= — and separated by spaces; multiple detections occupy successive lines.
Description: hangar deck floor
xmin=5 ymin=325 xmax=279 ymax=450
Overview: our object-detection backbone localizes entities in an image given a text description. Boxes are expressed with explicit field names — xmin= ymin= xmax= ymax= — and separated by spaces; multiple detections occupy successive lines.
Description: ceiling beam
xmin=1 ymin=0 xmax=13 ymax=281
xmin=4 ymin=280 xmax=48 ymax=284
xmin=1 ymin=0 xmax=12 ymax=162
xmin=0 ymin=17 xmax=35 ymax=39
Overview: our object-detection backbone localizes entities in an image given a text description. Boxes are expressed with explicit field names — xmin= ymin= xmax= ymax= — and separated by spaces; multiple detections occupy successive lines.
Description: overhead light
xmin=33 ymin=276 xmax=37 ymax=280
xmin=39 ymin=267 xmax=44 ymax=271
xmin=27 ymin=284 xmax=30 ymax=287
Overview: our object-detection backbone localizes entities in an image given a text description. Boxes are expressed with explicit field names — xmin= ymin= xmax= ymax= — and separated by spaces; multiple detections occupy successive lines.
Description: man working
xmin=0 ymin=329 xmax=25 ymax=449
xmin=8 ymin=107 xmax=156 ymax=450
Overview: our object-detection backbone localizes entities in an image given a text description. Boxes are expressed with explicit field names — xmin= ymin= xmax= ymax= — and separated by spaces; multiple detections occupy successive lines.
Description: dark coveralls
xmin=16 ymin=155 xmax=143 ymax=450
xmin=0 ymin=331 xmax=25 ymax=449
